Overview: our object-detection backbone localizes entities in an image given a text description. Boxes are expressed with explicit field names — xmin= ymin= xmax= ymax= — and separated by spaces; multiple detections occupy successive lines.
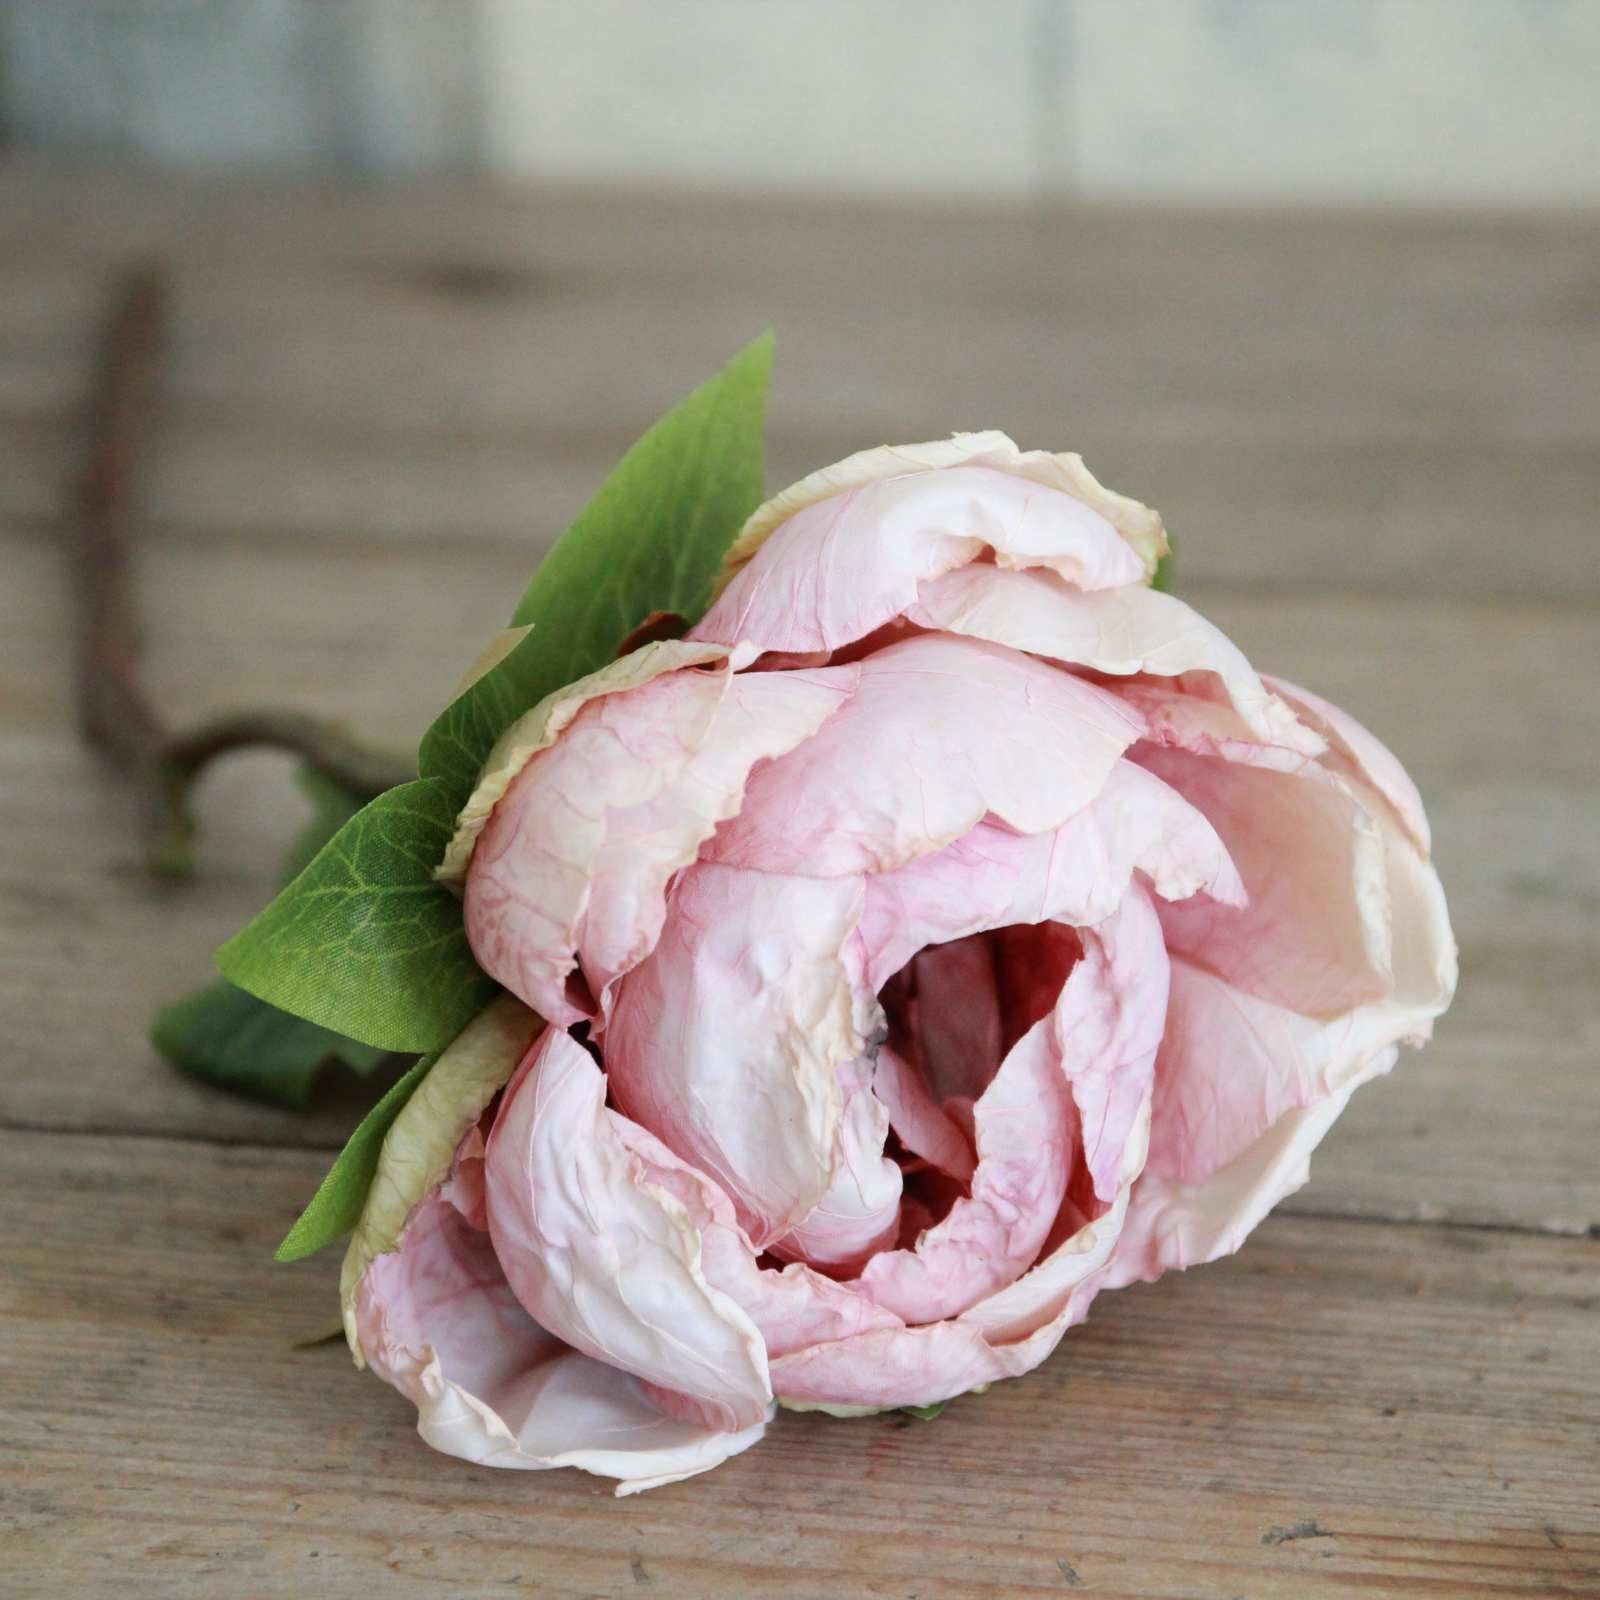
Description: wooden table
xmin=2 ymin=159 xmax=1596 ymax=1598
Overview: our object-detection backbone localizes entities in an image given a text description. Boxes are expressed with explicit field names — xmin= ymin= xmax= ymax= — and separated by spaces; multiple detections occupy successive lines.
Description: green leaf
xmin=419 ymin=331 xmax=774 ymax=802
xmin=153 ymin=769 xmax=392 ymax=1104
xmin=277 ymin=765 xmax=370 ymax=882
xmin=216 ymin=778 xmax=498 ymax=1054
xmin=274 ymin=1049 xmax=437 ymax=1261
xmin=1151 ymin=529 xmax=1177 ymax=593
xmin=901 ymin=1402 xmax=949 ymax=1422
xmin=150 ymin=979 xmax=389 ymax=1107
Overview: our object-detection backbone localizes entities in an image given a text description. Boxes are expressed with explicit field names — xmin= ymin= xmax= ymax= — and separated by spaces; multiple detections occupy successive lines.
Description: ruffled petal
xmin=1100 ymin=921 xmax=1457 ymax=1292
xmin=483 ymin=1028 xmax=773 ymax=1433
xmin=908 ymin=564 xmax=1317 ymax=751
xmin=855 ymin=1000 xmax=1074 ymax=1324
xmin=579 ymin=665 xmax=856 ymax=1006
xmin=603 ymin=863 xmax=869 ymax=1246
xmin=712 ymin=432 xmax=1166 ymax=596
xmin=464 ymin=657 xmax=856 ymax=1026
xmin=1105 ymin=1057 xmax=1389 ymax=1292
xmin=772 ymin=1053 xmax=904 ymax=1270
xmin=768 ymin=1103 xmax=1148 ymax=1410
xmin=871 ymin=1044 xmax=977 ymax=1183
xmin=341 ymin=994 xmax=543 ymax=1351
xmin=706 ymin=634 xmax=1144 ymax=877
xmin=1055 ymin=885 xmax=1170 ymax=1203
xmin=463 ymin=661 xmax=729 ymax=1023
xmin=857 ymin=761 xmax=1243 ymax=991
xmin=1135 ymin=694 xmax=1393 ymax=1015
xmin=354 ymin=1191 xmax=769 ymax=1494
xmin=439 ymin=638 xmax=732 ymax=886
xmin=1265 ymin=675 xmax=1432 ymax=852
xmin=694 ymin=465 xmax=1145 ymax=657
xmin=606 ymin=1111 xmax=904 ymax=1356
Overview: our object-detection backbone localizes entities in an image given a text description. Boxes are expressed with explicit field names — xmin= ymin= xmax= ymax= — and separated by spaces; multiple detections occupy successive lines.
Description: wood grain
xmin=1 ymin=163 xmax=1596 ymax=1597
xmin=4 ymin=1130 xmax=1597 ymax=1600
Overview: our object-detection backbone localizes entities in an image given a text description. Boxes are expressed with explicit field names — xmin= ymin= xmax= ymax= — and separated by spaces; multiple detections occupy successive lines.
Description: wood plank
xmin=1 ymin=172 xmax=1597 ymax=603
xmin=4 ymin=1130 xmax=1596 ymax=1598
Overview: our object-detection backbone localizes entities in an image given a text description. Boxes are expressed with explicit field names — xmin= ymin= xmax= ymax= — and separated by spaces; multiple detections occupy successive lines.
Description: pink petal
xmin=1055 ymin=885 xmax=1170 ymax=1203
xmin=693 ymin=466 xmax=1145 ymax=658
xmin=1103 ymin=940 xmax=1449 ymax=1292
xmin=603 ymin=1115 xmax=903 ymax=1357
xmin=603 ymin=862 xmax=869 ymax=1246
xmin=1145 ymin=955 xmax=1413 ymax=1189
xmin=871 ymin=1044 xmax=977 ymax=1183
xmin=1134 ymin=690 xmax=1393 ymax=1015
xmin=353 ymin=1191 xmax=768 ymax=1494
xmin=770 ymin=1052 xmax=904 ymax=1270
xmin=848 ymin=889 xmax=1164 ymax=1325
xmin=483 ymin=1029 xmax=772 ymax=1434
xmin=857 ymin=761 xmax=1243 ymax=992
xmin=706 ymin=634 xmax=1144 ymax=877
xmin=855 ymin=1000 xmax=1074 ymax=1324
xmin=577 ymin=665 xmax=857 ymax=1005
xmin=464 ymin=663 xmax=728 ymax=1024
xmin=1264 ymin=675 xmax=1431 ymax=852
xmin=1106 ymin=1054 xmax=1393 ymax=1292
xmin=909 ymin=565 xmax=1318 ymax=751
xmin=768 ymin=1113 xmax=1144 ymax=1410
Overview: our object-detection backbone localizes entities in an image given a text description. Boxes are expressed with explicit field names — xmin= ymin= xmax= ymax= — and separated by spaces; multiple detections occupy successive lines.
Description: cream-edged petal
xmin=463 ymin=659 xmax=854 ymax=1025
xmin=1102 ymin=1068 xmax=1382 ymax=1291
xmin=354 ymin=1191 xmax=769 ymax=1494
xmin=706 ymin=634 xmax=1144 ymax=877
xmin=855 ymin=1004 xmax=1073 ymax=1324
xmin=341 ymin=994 xmax=544 ymax=1358
xmin=694 ymin=466 xmax=1145 ymax=658
xmin=603 ymin=862 xmax=869 ymax=1247
xmin=606 ymin=1111 xmax=903 ymax=1356
xmin=579 ymin=665 xmax=857 ymax=1007
xmin=1135 ymin=950 xmax=1436 ymax=1197
xmin=957 ymin=1100 xmax=1148 ymax=1343
xmin=908 ymin=565 xmax=1316 ymax=751
xmin=1264 ymin=675 xmax=1432 ymax=853
xmin=437 ymin=638 xmax=731 ymax=887
xmin=771 ymin=1054 xmax=904 ymax=1270
xmin=1138 ymin=723 xmax=1393 ymax=1017
xmin=713 ymin=432 xmax=1166 ymax=595
xmin=767 ymin=1101 xmax=1149 ymax=1410
xmin=1054 ymin=885 xmax=1170 ymax=1203
xmin=463 ymin=660 xmax=730 ymax=1022
xmin=857 ymin=761 xmax=1243 ymax=992
xmin=483 ymin=1028 xmax=773 ymax=1433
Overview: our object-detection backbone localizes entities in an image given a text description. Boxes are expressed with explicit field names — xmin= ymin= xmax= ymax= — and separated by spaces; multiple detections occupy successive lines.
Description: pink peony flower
xmin=345 ymin=434 xmax=1455 ymax=1493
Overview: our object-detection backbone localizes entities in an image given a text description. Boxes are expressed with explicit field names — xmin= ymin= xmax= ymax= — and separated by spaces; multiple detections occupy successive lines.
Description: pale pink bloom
xmin=348 ymin=434 xmax=1455 ymax=1492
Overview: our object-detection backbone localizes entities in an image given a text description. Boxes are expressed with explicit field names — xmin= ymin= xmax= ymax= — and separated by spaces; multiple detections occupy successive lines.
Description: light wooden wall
xmin=5 ymin=0 xmax=1599 ymax=207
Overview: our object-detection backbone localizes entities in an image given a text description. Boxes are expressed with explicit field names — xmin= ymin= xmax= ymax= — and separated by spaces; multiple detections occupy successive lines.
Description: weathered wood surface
xmin=1 ymin=159 xmax=1596 ymax=1596
xmin=5 ymin=1131 xmax=1598 ymax=1600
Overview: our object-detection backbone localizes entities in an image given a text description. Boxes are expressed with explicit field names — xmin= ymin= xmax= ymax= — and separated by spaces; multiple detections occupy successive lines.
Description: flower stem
xmin=72 ymin=264 xmax=413 ymax=878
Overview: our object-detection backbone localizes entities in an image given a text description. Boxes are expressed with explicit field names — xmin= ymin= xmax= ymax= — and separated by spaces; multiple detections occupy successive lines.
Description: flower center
xmin=874 ymin=921 xmax=1081 ymax=1239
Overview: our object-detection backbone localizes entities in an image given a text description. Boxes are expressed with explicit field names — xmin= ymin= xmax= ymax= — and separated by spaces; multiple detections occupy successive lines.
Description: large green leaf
xmin=151 ymin=979 xmax=390 ymax=1108
xmin=216 ymin=778 xmax=498 ymax=1053
xmin=153 ymin=768 xmax=395 ymax=1103
xmin=419 ymin=332 xmax=773 ymax=802
xmin=274 ymin=1050 xmax=437 ymax=1261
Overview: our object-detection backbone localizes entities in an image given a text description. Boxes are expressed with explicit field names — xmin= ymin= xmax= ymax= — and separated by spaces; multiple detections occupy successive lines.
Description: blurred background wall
xmin=3 ymin=0 xmax=1598 ymax=209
